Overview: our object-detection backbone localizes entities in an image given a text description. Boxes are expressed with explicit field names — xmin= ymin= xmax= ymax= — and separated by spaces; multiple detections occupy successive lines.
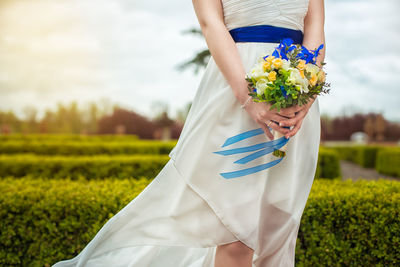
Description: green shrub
xmin=1 ymin=178 xmax=398 ymax=266
xmin=0 ymin=134 xmax=139 ymax=142
xmin=328 ymin=145 xmax=382 ymax=168
xmin=0 ymin=151 xmax=340 ymax=180
xmin=376 ymin=148 xmax=400 ymax=177
xmin=0 ymin=140 xmax=177 ymax=155
xmin=315 ymin=148 xmax=341 ymax=179
xmin=297 ymin=179 xmax=400 ymax=266
xmin=330 ymin=146 xmax=356 ymax=162
xmin=0 ymin=176 xmax=151 ymax=266
xmin=356 ymin=146 xmax=380 ymax=168
xmin=0 ymin=154 xmax=169 ymax=179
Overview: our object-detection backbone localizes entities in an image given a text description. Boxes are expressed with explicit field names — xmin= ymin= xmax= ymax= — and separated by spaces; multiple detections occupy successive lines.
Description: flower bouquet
xmin=245 ymin=38 xmax=330 ymax=157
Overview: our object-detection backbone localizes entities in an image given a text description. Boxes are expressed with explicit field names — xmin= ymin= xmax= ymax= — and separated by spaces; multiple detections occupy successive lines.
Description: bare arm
xmin=302 ymin=0 xmax=326 ymax=67
xmin=192 ymin=0 xmax=248 ymax=103
xmin=279 ymin=0 xmax=326 ymax=138
xmin=192 ymin=0 xmax=289 ymax=139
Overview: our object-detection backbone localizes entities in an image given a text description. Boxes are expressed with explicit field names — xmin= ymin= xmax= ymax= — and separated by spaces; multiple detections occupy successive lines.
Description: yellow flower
xmin=265 ymin=55 xmax=275 ymax=63
xmin=297 ymin=59 xmax=306 ymax=70
xmin=268 ymin=71 xmax=277 ymax=82
xmin=318 ymin=70 xmax=326 ymax=83
xmin=309 ymin=74 xmax=318 ymax=86
xmin=272 ymin=58 xmax=283 ymax=69
xmin=299 ymin=70 xmax=305 ymax=78
xmin=263 ymin=61 xmax=271 ymax=71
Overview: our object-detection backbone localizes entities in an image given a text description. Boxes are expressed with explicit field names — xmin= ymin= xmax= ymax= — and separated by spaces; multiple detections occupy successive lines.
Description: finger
xmin=276 ymin=111 xmax=296 ymax=119
xmin=279 ymin=110 xmax=306 ymax=127
xmin=270 ymin=113 xmax=292 ymax=123
xmin=284 ymin=112 xmax=296 ymax=118
xmin=278 ymin=105 xmax=304 ymax=116
xmin=261 ymin=122 xmax=274 ymax=140
xmin=269 ymin=120 xmax=290 ymax=135
xmin=285 ymin=119 xmax=303 ymax=138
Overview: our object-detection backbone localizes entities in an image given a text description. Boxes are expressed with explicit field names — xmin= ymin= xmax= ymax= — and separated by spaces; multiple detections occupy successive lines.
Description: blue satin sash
xmin=229 ymin=24 xmax=303 ymax=44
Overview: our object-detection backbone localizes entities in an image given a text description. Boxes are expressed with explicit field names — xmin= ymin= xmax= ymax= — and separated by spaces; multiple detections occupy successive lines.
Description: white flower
xmin=287 ymin=68 xmax=301 ymax=84
xmin=287 ymin=68 xmax=309 ymax=93
xmin=305 ymin=63 xmax=320 ymax=77
xmin=255 ymin=78 xmax=268 ymax=94
xmin=282 ymin=59 xmax=291 ymax=71
xmin=257 ymin=53 xmax=269 ymax=63
xmin=249 ymin=62 xmax=266 ymax=80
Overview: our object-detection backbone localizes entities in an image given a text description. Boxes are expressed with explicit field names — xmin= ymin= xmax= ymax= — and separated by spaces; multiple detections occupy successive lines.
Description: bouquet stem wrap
xmin=271 ymin=127 xmax=289 ymax=158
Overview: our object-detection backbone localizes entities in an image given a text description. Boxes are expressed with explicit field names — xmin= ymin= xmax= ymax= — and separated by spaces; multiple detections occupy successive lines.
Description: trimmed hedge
xmin=376 ymin=148 xmax=400 ymax=177
xmin=0 ymin=176 xmax=151 ymax=266
xmin=0 ymin=154 xmax=169 ymax=179
xmin=329 ymin=145 xmax=381 ymax=168
xmin=315 ymin=148 xmax=341 ymax=179
xmin=0 ymin=133 xmax=139 ymax=142
xmin=0 ymin=140 xmax=177 ymax=155
xmin=0 ymin=151 xmax=340 ymax=180
xmin=297 ymin=179 xmax=400 ymax=266
xmin=0 ymin=178 xmax=398 ymax=266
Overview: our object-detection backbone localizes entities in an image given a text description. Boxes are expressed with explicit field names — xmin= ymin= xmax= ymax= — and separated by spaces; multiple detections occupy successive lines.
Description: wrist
xmin=240 ymin=96 xmax=252 ymax=109
xmin=233 ymin=80 xmax=251 ymax=105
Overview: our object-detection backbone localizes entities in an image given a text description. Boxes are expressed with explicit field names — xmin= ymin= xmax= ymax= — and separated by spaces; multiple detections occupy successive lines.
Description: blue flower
xmin=297 ymin=44 xmax=324 ymax=64
xmin=281 ymin=38 xmax=294 ymax=47
xmin=297 ymin=46 xmax=315 ymax=64
xmin=280 ymin=85 xmax=288 ymax=98
xmin=313 ymin=44 xmax=324 ymax=62
xmin=272 ymin=49 xmax=280 ymax=58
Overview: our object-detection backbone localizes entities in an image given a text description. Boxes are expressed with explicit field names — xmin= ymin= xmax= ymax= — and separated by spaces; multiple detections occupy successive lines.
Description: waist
xmin=229 ymin=25 xmax=303 ymax=44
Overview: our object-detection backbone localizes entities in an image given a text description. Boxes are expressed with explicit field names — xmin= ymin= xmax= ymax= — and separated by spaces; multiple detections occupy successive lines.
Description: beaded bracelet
xmin=240 ymin=96 xmax=252 ymax=109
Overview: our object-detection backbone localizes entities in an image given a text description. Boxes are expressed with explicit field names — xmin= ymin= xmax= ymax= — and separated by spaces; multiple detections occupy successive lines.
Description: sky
xmin=0 ymin=0 xmax=399 ymax=121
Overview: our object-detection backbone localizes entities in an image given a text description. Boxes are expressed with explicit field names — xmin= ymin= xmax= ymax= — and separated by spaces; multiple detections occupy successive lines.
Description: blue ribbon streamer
xmin=214 ymin=127 xmax=290 ymax=179
xmin=234 ymin=137 xmax=288 ymax=164
xmin=222 ymin=128 xmax=264 ymax=147
xmin=220 ymin=158 xmax=283 ymax=179
xmin=213 ymin=136 xmax=287 ymax=156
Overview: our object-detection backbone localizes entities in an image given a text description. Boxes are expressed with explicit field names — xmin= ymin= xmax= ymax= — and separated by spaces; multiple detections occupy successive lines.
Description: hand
xmin=244 ymin=100 xmax=295 ymax=140
xmin=278 ymin=97 xmax=316 ymax=139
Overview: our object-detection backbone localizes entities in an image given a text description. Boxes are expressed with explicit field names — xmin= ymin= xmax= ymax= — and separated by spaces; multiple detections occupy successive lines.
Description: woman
xmin=53 ymin=0 xmax=325 ymax=266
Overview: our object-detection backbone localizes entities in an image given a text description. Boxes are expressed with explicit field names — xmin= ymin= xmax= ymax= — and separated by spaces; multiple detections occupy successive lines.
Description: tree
xmin=176 ymin=28 xmax=210 ymax=73
xmin=375 ymin=114 xmax=386 ymax=142
xmin=97 ymin=107 xmax=156 ymax=139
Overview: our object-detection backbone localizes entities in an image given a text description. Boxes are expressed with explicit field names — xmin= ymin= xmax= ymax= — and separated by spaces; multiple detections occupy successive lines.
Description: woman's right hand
xmin=243 ymin=100 xmax=293 ymax=140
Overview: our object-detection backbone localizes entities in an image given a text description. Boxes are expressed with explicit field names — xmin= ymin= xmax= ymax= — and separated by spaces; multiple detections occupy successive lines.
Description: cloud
xmin=320 ymin=0 xmax=400 ymax=120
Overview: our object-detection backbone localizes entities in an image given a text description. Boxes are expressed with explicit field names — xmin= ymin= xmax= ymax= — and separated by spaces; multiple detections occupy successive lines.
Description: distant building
xmin=350 ymin=132 xmax=368 ymax=144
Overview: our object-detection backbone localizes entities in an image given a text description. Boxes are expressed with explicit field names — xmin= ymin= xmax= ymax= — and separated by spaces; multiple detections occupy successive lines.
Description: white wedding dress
xmin=53 ymin=0 xmax=320 ymax=266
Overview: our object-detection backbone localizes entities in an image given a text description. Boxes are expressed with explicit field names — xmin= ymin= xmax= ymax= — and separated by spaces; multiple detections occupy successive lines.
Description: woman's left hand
xmin=277 ymin=96 xmax=316 ymax=139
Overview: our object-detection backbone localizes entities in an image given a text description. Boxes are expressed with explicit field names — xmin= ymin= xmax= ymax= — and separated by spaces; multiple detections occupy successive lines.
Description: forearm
xmin=202 ymin=23 xmax=249 ymax=103
xmin=193 ymin=0 xmax=249 ymax=105
xmin=302 ymin=0 xmax=326 ymax=67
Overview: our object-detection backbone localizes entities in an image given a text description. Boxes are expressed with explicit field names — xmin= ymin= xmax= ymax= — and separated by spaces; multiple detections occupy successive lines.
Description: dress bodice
xmin=222 ymin=0 xmax=309 ymax=32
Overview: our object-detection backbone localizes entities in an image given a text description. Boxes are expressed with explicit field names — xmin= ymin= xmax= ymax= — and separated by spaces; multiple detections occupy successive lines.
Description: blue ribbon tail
xmin=214 ymin=136 xmax=287 ymax=156
xmin=220 ymin=158 xmax=283 ymax=179
xmin=234 ymin=137 xmax=288 ymax=164
xmin=222 ymin=128 xmax=264 ymax=147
